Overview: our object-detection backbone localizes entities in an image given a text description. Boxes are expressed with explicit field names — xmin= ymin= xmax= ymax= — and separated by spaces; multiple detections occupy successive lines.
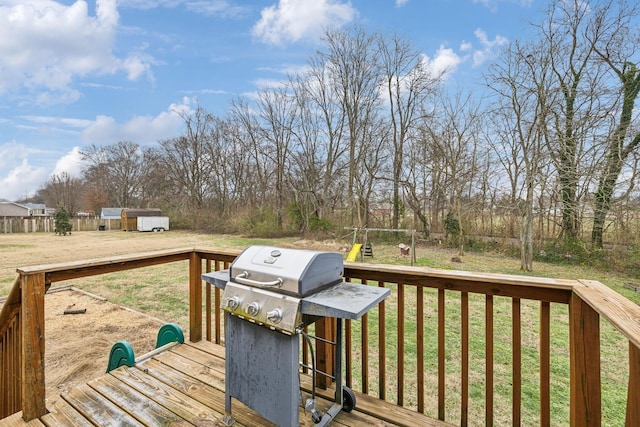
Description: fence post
xmin=21 ymin=273 xmax=47 ymax=421
xmin=569 ymin=292 xmax=601 ymax=426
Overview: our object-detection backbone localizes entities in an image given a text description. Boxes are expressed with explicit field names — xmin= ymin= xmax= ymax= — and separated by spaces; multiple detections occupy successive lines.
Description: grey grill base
xmin=225 ymin=313 xmax=300 ymax=427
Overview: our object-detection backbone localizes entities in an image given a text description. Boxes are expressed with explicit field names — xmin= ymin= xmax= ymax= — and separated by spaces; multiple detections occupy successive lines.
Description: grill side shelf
xmin=202 ymin=270 xmax=230 ymax=289
xmin=300 ymin=283 xmax=390 ymax=320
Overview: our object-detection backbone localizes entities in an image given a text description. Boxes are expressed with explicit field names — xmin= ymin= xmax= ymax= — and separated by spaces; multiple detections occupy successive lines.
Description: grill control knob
xmin=246 ymin=302 xmax=260 ymax=317
xmin=266 ymin=309 xmax=283 ymax=324
xmin=226 ymin=296 xmax=240 ymax=310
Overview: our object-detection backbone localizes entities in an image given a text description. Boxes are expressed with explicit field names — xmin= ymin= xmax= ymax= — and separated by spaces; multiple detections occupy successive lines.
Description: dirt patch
xmin=41 ymin=287 xmax=166 ymax=401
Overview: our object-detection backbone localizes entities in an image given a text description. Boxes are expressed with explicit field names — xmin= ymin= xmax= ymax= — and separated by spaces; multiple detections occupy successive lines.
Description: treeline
xmin=27 ymin=1 xmax=640 ymax=268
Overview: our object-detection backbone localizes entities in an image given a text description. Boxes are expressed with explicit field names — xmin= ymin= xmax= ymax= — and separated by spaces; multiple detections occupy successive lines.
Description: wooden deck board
xmin=88 ymin=374 xmax=192 ymax=426
xmin=39 ymin=398 xmax=94 ymax=427
xmin=109 ymin=364 xmax=223 ymax=426
xmin=0 ymin=413 xmax=46 ymax=426
xmin=2 ymin=340 xmax=453 ymax=427
xmin=61 ymin=383 xmax=144 ymax=426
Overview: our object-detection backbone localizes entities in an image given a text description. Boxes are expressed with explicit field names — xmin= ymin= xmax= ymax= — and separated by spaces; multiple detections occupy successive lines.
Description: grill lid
xmin=229 ymin=245 xmax=344 ymax=297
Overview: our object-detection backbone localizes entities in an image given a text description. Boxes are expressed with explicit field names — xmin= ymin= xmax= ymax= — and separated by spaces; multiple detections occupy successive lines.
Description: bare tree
xmin=289 ymin=57 xmax=349 ymax=227
xmin=255 ymin=87 xmax=299 ymax=230
xmin=486 ymin=39 xmax=550 ymax=270
xmin=426 ymin=91 xmax=482 ymax=255
xmin=37 ymin=172 xmax=84 ymax=216
xmin=81 ymin=141 xmax=145 ymax=207
xmin=378 ymin=32 xmax=440 ymax=230
xmin=137 ymin=146 xmax=173 ymax=207
xmin=158 ymin=105 xmax=216 ymax=211
xmin=320 ymin=26 xmax=382 ymax=225
xmin=230 ymin=97 xmax=271 ymax=209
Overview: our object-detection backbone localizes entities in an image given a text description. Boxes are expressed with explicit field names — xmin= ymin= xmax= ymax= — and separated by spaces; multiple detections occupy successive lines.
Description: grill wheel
xmin=342 ymin=386 xmax=356 ymax=412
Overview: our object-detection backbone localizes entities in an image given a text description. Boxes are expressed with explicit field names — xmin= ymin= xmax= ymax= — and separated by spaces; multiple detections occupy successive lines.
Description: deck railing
xmin=1 ymin=247 xmax=639 ymax=426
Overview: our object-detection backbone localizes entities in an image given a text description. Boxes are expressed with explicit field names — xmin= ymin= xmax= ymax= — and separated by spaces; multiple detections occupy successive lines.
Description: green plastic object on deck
xmin=106 ymin=340 xmax=135 ymax=373
xmin=155 ymin=323 xmax=185 ymax=348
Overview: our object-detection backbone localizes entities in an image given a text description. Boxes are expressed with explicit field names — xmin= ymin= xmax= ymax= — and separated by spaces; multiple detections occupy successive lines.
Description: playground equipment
xmin=344 ymin=227 xmax=417 ymax=265
xmin=346 ymin=243 xmax=362 ymax=262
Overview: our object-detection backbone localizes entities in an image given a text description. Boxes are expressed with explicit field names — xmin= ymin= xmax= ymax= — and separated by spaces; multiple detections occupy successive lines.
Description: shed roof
xmin=23 ymin=203 xmax=46 ymax=210
xmin=122 ymin=208 xmax=162 ymax=218
xmin=101 ymin=208 xmax=124 ymax=219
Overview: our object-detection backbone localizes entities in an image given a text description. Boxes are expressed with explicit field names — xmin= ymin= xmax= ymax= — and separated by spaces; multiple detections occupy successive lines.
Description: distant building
xmin=100 ymin=208 xmax=124 ymax=220
xmin=100 ymin=208 xmax=124 ymax=231
xmin=0 ymin=201 xmax=31 ymax=217
xmin=23 ymin=203 xmax=53 ymax=217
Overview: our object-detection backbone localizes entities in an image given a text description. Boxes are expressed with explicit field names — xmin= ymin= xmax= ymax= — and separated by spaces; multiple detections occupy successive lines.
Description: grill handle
xmin=234 ymin=271 xmax=283 ymax=288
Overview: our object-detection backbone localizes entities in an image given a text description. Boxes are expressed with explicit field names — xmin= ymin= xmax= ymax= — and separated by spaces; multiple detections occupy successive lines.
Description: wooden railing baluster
xmin=345 ymin=318 xmax=352 ymax=388
xmin=486 ymin=294 xmax=494 ymax=426
xmin=461 ymin=292 xmax=469 ymax=427
xmin=417 ymin=286 xmax=424 ymax=413
xmin=397 ymin=283 xmax=405 ymax=406
xmin=361 ymin=312 xmax=369 ymax=394
xmin=438 ymin=288 xmax=446 ymax=421
xmin=205 ymin=259 xmax=212 ymax=342
xmin=513 ymin=298 xmax=521 ymax=426
xmin=378 ymin=280 xmax=386 ymax=401
xmin=540 ymin=301 xmax=551 ymax=427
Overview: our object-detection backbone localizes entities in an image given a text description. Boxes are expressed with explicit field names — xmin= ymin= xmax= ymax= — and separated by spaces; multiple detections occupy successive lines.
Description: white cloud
xmin=461 ymin=28 xmax=508 ymax=68
xmin=472 ymin=0 xmax=533 ymax=12
xmin=396 ymin=0 xmax=409 ymax=6
xmin=252 ymin=0 xmax=357 ymax=45
xmin=0 ymin=0 xmax=154 ymax=104
xmin=81 ymin=97 xmax=194 ymax=145
xmin=252 ymin=78 xmax=289 ymax=90
xmin=0 ymin=142 xmax=49 ymax=200
xmin=423 ymin=46 xmax=463 ymax=80
xmin=52 ymin=146 xmax=86 ymax=177
xmin=122 ymin=0 xmax=248 ymax=17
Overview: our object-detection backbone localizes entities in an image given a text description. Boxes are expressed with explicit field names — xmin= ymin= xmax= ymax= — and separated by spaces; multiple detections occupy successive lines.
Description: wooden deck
xmin=1 ymin=340 xmax=453 ymax=427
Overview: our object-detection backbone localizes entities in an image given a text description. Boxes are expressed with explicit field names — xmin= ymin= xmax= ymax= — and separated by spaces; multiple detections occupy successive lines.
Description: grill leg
xmin=224 ymin=312 xmax=235 ymax=425
xmin=316 ymin=317 xmax=344 ymax=426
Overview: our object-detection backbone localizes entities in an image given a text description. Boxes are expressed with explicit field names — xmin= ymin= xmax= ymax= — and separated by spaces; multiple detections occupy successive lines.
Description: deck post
xmin=189 ymin=252 xmax=203 ymax=342
xmin=20 ymin=273 xmax=47 ymax=421
xmin=569 ymin=292 xmax=601 ymax=426
xmin=315 ymin=317 xmax=335 ymax=390
xmin=626 ymin=343 xmax=640 ymax=427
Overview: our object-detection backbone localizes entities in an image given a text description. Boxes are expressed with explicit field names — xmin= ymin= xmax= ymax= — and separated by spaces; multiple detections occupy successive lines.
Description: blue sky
xmin=0 ymin=0 xmax=541 ymax=201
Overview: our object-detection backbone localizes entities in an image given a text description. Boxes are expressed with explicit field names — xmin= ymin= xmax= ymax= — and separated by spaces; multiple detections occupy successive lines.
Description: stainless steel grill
xmin=202 ymin=245 xmax=390 ymax=427
xmin=222 ymin=245 xmax=344 ymax=334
